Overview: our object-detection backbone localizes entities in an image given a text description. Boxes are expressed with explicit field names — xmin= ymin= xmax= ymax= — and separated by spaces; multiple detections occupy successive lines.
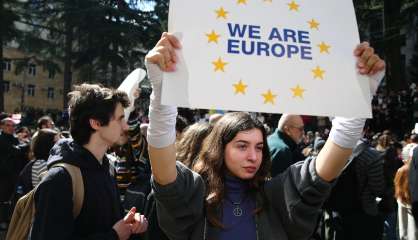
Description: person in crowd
xmin=402 ymin=133 xmax=412 ymax=146
xmin=143 ymin=33 xmax=385 ymax=240
xmin=323 ymin=138 xmax=385 ymax=240
xmin=312 ymin=139 xmax=326 ymax=157
xmin=14 ymin=128 xmax=61 ymax=197
xmin=37 ymin=115 xmax=55 ymax=130
xmin=267 ymin=114 xmax=306 ymax=177
xmin=0 ymin=118 xmax=29 ymax=230
xmin=176 ymin=122 xmax=211 ymax=168
xmin=16 ymin=126 xmax=31 ymax=145
xmin=32 ymin=115 xmax=55 ymax=139
xmin=376 ymin=133 xmax=391 ymax=152
xmin=30 ymin=84 xmax=148 ymax=240
xmin=381 ymin=142 xmax=404 ymax=240
xmin=175 ymin=115 xmax=189 ymax=142
xmin=111 ymin=111 xmax=151 ymax=211
xmin=395 ymin=161 xmax=418 ymax=240
xmin=110 ymin=111 xmax=170 ymax=240
xmin=402 ymin=134 xmax=418 ymax=163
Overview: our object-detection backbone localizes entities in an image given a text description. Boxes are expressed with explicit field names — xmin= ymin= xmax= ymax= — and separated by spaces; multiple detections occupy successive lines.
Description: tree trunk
xmin=0 ymin=0 xmax=5 ymax=112
xmin=111 ymin=60 xmax=117 ymax=88
xmin=0 ymin=34 xmax=5 ymax=112
xmin=63 ymin=11 xmax=73 ymax=109
xmin=384 ymin=0 xmax=404 ymax=90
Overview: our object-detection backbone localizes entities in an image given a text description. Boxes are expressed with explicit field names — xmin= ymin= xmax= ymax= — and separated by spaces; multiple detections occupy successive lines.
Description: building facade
xmin=2 ymin=47 xmax=64 ymax=113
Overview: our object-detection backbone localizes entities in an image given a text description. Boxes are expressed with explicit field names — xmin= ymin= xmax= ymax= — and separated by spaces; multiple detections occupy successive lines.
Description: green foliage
xmin=21 ymin=0 xmax=168 ymax=86
xmin=0 ymin=0 xmax=22 ymax=43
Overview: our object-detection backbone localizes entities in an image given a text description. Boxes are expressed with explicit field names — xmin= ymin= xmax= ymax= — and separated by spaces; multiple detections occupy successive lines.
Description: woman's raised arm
xmin=146 ymin=33 xmax=182 ymax=185
xmin=315 ymin=42 xmax=385 ymax=181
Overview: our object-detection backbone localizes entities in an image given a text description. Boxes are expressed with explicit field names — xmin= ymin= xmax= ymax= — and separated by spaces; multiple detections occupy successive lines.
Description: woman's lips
xmin=243 ymin=166 xmax=257 ymax=173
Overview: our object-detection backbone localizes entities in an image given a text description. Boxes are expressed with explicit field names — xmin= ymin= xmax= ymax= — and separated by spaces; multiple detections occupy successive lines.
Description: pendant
xmin=233 ymin=205 xmax=243 ymax=217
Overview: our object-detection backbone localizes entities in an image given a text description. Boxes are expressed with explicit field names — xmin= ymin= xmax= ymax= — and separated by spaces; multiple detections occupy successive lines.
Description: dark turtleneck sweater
xmin=207 ymin=174 xmax=257 ymax=240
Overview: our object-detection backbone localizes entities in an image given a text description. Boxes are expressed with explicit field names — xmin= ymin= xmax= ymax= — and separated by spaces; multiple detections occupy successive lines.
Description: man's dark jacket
xmin=0 ymin=133 xmax=28 ymax=202
xmin=30 ymin=139 xmax=122 ymax=239
xmin=267 ymin=129 xmax=305 ymax=177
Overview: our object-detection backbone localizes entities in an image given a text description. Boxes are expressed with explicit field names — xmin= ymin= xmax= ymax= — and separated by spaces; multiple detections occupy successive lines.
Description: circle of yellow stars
xmin=205 ymin=1 xmax=332 ymax=105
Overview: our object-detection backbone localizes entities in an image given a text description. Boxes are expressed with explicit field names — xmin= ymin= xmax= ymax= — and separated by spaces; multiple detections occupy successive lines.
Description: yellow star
xmin=312 ymin=66 xmax=325 ymax=80
xmin=206 ymin=30 xmax=220 ymax=44
xmin=237 ymin=0 xmax=247 ymax=4
xmin=233 ymin=80 xmax=248 ymax=95
xmin=317 ymin=42 xmax=331 ymax=54
xmin=212 ymin=57 xmax=228 ymax=72
xmin=262 ymin=90 xmax=277 ymax=104
xmin=308 ymin=19 xmax=319 ymax=30
xmin=215 ymin=7 xmax=228 ymax=19
xmin=291 ymin=85 xmax=305 ymax=98
xmin=287 ymin=1 xmax=299 ymax=11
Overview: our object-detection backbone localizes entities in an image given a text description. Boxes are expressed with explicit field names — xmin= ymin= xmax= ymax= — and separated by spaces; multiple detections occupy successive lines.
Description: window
xmin=28 ymin=64 xmax=36 ymax=76
xmin=3 ymin=59 xmax=11 ymax=71
xmin=3 ymin=81 xmax=10 ymax=92
xmin=27 ymin=84 xmax=35 ymax=96
xmin=48 ymin=70 xmax=55 ymax=79
xmin=47 ymin=87 xmax=54 ymax=99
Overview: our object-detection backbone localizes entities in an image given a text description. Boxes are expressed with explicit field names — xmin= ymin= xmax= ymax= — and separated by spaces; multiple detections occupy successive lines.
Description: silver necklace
xmin=232 ymin=202 xmax=243 ymax=217
xmin=229 ymin=195 xmax=246 ymax=217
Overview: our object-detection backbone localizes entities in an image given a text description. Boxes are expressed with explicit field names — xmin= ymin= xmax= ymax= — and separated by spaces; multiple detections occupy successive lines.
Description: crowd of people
xmin=0 ymin=33 xmax=417 ymax=240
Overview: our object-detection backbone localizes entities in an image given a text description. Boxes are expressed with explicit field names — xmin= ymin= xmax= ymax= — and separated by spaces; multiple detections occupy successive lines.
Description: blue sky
xmin=131 ymin=0 xmax=156 ymax=11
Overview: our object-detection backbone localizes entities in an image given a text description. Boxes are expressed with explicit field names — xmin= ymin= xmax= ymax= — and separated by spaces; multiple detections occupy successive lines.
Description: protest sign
xmin=162 ymin=0 xmax=372 ymax=117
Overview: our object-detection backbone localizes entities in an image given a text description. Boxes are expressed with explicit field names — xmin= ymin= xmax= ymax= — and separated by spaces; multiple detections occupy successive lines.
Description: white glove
xmin=146 ymin=61 xmax=177 ymax=148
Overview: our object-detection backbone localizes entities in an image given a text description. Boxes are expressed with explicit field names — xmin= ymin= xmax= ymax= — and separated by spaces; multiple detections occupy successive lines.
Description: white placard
xmin=162 ymin=0 xmax=372 ymax=118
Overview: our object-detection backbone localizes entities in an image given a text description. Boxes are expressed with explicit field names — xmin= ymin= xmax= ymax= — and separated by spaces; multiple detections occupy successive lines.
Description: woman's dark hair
xmin=32 ymin=129 xmax=59 ymax=160
xmin=193 ymin=112 xmax=271 ymax=228
xmin=177 ymin=122 xmax=211 ymax=168
xmin=68 ymin=84 xmax=129 ymax=145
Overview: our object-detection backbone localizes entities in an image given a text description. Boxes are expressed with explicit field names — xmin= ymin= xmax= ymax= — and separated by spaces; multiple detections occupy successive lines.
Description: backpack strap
xmin=51 ymin=163 xmax=84 ymax=218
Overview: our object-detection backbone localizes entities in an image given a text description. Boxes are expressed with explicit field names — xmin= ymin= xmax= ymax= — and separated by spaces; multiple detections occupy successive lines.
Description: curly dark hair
xmin=193 ymin=112 xmax=271 ymax=228
xmin=68 ymin=84 xmax=129 ymax=145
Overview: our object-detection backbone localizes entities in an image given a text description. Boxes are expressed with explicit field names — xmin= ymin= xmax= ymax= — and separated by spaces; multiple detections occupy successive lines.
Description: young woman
xmin=144 ymin=33 xmax=386 ymax=239
xmin=176 ymin=122 xmax=211 ymax=168
xmin=395 ymin=161 xmax=418 ymax=240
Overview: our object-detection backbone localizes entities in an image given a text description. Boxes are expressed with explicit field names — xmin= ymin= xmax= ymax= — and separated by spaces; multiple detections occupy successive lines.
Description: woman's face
xmin=224 ymin=128 xmax=264 ymax=179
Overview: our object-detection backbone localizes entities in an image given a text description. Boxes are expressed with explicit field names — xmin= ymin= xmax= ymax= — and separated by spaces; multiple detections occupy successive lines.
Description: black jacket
xmin=30 ymin=139 xmax=122 ymax=239
xmin=0 ymin=133 xmax=28 ymax=202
